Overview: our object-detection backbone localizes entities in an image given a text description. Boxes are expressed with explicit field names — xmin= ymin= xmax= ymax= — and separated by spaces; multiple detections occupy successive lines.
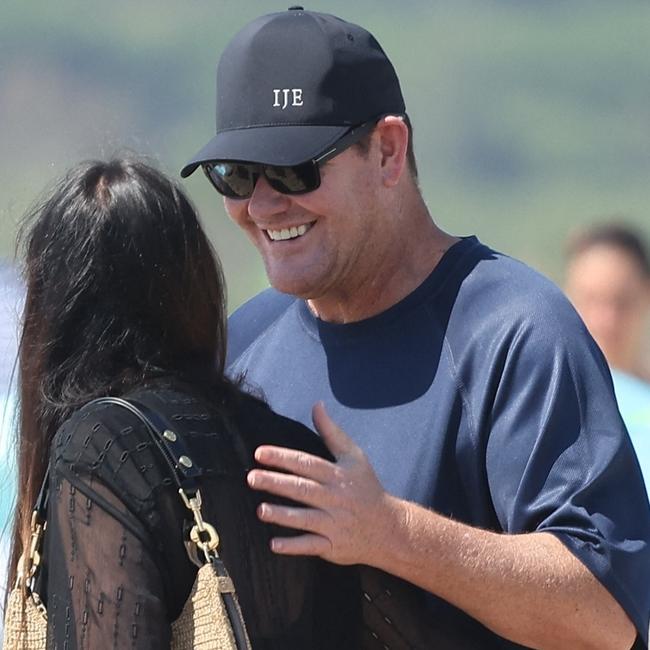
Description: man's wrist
xmin=364 ymin=493 xmax=415 ymax=571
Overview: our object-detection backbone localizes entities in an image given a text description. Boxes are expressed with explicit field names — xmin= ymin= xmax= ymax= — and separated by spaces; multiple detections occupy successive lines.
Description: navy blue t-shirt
xmin=227 ymin=236 xmax=650 ymax=648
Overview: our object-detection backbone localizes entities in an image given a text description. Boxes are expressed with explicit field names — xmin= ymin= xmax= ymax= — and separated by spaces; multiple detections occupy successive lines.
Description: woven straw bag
xmin=3 ymin=566 xmax=47 ymax=649
xmin=171 ymin=563 xmax=246 ymax=649
xmin=2 ymin=397 xmax=252 ymax=650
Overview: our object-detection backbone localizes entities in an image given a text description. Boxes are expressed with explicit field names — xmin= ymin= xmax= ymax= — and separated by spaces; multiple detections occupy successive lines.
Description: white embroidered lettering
xmin=273 ymin=88 xmax=305 ymax=109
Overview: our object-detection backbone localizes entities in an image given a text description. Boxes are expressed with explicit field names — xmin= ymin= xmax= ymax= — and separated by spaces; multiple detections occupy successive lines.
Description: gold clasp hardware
xmin=29 ymin=511 xmax=45 ymax=565
xmin=31 ymin=590 xmax=48 ymax=619
xmin=15 ymin=512 xmax=45 ymax=588
xmin=179 ymin=488 xmax=220 ymax=563
xmin=28 ymin=511 xmax=45 ymax=577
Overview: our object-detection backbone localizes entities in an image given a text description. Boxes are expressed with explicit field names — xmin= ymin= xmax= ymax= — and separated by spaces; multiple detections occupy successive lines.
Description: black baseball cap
xmin=180 ymin=6 xmax=406 ymax=177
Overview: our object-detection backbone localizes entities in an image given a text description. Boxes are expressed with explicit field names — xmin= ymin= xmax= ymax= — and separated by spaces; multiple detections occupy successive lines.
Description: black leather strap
xmin=34 ymin=466 xmax=50 ymax=522
xmin=90 ymin=396 xmax=203 ymax=494
xmin=35 ymin=395 xmax=204 ymax=517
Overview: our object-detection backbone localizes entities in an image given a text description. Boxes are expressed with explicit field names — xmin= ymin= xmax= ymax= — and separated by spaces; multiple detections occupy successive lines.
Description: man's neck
xmin=307 ymin=201 xmax=459 ymax=324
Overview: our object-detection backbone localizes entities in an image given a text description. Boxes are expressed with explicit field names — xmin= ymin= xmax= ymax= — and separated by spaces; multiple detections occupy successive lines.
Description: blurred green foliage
xmin=1 ymin=0 xmax=649 ymax=310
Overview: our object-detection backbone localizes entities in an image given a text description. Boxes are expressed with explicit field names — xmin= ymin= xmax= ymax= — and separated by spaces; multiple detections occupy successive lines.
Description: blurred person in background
xmin=181 ymin=8 xmax=650 ymax=649
xmin=565 ymin=223 xmax=650 ymax=486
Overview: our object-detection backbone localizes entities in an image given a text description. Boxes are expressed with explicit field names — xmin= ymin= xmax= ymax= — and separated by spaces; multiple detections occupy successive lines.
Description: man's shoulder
xmin=458 ymin=245 xmax=581 ymax=332
xmin=438 ymin=238 xmax=568 ymax=314
xmin=227 ymin=288 xmax=298 ymax=366
xmin=444 ymin=242 xmax=598 ymax=372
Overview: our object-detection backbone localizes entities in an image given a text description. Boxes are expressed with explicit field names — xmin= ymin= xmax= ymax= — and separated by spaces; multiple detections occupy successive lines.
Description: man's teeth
xmin=266 ymin=223 xmax=312 ymax=241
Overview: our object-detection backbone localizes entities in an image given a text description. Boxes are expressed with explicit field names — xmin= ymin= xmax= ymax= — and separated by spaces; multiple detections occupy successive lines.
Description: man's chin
xmin=267 ymin=274 xmax=319 ymax=300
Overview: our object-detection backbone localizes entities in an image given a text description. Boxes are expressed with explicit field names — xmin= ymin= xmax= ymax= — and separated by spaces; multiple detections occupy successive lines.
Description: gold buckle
xmin=28 ymin=512 xmax=45 ymax=575
xmin=179 ymin=489 xmax=220 ymax=563
xmin=15 ymin=512 xmax=46 ymax=589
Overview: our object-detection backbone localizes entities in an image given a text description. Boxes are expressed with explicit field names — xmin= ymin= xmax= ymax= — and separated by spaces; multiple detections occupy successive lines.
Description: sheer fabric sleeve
xmin=44 ymin=472 xmax=172 ymax=650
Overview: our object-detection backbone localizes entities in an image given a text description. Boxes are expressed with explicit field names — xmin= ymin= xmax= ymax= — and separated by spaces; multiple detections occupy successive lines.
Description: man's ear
xmin=375 ymin=115 xmax=409 ymax=187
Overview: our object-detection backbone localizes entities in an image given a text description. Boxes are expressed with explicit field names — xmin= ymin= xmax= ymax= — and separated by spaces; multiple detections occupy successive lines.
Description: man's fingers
xmin=247 ymin=469 xmax=330 ymax=508
xmin=312 ymin=401 xmax=357 ymax=459
xmin=268 ymin=533 xmax=332 ymax=557
xmin=257 ymin=502 xmax=330 ymax=534
xmin=253 ymin=445 xmax=335 ymax=482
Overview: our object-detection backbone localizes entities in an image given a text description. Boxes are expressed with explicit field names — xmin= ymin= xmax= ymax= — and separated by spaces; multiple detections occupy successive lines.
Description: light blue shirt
xmin=612 ymin=369 xmax=650 ymax=492
xmin=0 ymin=392 xmax=17 ymax=524
xmin=0 ymin=391 xmax=17 ymax=609
xmin=0 ymin=264 xmax=23 ymax=607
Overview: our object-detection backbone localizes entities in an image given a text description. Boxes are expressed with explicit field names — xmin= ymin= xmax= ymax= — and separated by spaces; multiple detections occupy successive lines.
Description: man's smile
xmin=265 ymin=222 xmax=315 ymax=242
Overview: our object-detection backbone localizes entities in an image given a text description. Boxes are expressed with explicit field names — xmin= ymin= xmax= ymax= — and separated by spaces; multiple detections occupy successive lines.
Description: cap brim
xmin=180 ymin=124 xmax=351 ymax=177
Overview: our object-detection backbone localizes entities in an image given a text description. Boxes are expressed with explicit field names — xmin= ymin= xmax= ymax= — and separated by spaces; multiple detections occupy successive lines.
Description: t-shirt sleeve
xmin=483 ymin=301 xmax=650 ymax=646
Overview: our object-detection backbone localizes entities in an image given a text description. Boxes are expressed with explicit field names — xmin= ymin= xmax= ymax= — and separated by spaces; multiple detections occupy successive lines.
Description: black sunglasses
xmin=202 ymin=119 xmax=378 ymax=199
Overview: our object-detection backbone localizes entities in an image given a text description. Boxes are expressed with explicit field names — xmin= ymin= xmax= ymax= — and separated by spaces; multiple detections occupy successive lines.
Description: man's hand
xmin=246 ymin=402 xmax=395 ymax=565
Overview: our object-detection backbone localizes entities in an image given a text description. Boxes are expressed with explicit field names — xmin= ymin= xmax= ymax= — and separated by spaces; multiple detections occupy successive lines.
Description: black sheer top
xmin=42 ymin=380 xmax=361 ymax=649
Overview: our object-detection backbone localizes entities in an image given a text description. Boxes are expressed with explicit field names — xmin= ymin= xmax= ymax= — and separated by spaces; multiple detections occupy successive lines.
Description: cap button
xmin=288 ymin=5 xmax=304 ymax=10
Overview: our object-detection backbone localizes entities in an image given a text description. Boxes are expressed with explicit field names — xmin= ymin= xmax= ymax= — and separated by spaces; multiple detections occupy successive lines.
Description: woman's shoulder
xmin=53 ymin=396 xmax=145 ymax=467
xmin=51 ymin=381 xmax=331 ymax=500
xmin=52 ymin=391 xmax=171 ymax=510
xmin=131 ymin=381 xmax=332 ymax=463
xmin=51 ymin=383 xmax=235 ymax=505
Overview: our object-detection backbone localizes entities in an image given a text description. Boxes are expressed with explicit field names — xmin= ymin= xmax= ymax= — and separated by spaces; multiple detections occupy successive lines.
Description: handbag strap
xmin=91 ymin=396 xmax=203 ymax=492
xmin=28 ymin=395 xmax=214 ymax=568
xmin=93 ymin=396 xmax=223 ymax=564
xmin=89 ymin=396 xmax=225 ymax=563
xmin=32 ymin=396 xmax=203 ymax=519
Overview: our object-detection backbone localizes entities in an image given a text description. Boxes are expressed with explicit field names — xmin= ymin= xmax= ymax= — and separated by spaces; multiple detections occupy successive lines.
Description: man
xmin=181 ymin=8 xmax=650 ymax=648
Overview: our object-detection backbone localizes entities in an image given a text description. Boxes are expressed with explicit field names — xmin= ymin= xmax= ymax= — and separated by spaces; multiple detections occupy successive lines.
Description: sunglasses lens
xmin=264 ymin=161 xmax=320 ymax=195
xmin=205 ymin=162 xmax=256 ymax=198
xmin=204 ymin=160 xmax=321 ymax=197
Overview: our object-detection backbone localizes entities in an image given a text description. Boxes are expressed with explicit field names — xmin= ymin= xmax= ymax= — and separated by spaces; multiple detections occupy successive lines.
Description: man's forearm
xmin=372 ymin=495 xmax=636 ymax=650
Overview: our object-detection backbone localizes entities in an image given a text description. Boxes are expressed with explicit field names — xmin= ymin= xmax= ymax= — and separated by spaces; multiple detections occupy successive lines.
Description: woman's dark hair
xmin=6 ymin=158 xmax=229 ymax=597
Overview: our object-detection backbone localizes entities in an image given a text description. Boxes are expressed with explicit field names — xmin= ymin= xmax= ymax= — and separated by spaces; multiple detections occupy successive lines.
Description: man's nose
xmin=247 ymin=174 xmax=290 ymax=220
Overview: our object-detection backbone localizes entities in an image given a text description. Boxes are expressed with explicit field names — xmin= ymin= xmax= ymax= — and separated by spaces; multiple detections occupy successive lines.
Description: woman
xmin=5 ymin=159 xmax=359 ymax=648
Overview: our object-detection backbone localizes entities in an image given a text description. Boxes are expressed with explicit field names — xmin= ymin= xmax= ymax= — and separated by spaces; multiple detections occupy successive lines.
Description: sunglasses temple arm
xmin=313 ymin=119 xmax=378 ymax=165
